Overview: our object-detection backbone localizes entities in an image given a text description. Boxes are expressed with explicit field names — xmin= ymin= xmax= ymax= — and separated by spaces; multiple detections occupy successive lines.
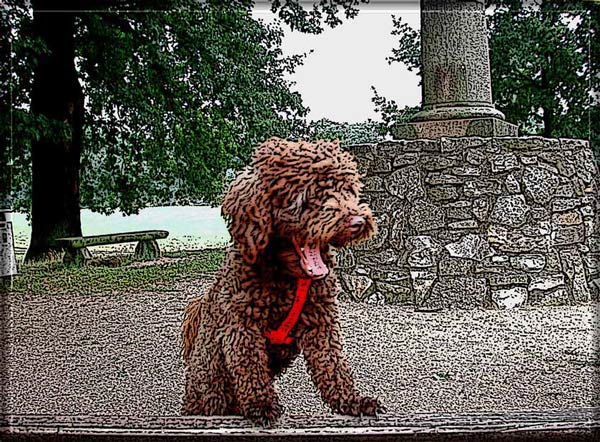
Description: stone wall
xmin=338 ymin=136 xmax=599 ymax=309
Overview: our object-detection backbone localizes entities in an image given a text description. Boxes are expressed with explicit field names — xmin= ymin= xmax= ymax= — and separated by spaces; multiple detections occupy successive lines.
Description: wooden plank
xmin=1 ymin=408 xmax=598 ymax=441
xmin=56 ymin=230 xmax=169 ymax=248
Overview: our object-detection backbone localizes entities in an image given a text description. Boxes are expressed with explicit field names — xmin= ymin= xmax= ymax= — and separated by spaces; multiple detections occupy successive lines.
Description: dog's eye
xmin=322 ymin=200 xmax=339 ymax=212
xmin=345 ymin=186 xmax=359 ymax=198
xmin=288 ymin=193 xmax=305 ymax=214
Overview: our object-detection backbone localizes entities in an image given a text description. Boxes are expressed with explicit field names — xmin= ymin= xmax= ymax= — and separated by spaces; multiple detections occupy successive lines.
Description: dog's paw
xmin=243 ymin=399 xmax=283 ymax=427
xmin=181 ymin=396 xmax=228 ymax=416
xmin=358 ymin=396 xmax=386 ymax=416
xmin=337 ymin=395 xmax=386 ymax=417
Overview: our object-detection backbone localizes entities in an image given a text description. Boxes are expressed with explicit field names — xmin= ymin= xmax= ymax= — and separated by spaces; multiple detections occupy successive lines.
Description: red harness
xmin=264 ymin=278 xmax=311 ymax=345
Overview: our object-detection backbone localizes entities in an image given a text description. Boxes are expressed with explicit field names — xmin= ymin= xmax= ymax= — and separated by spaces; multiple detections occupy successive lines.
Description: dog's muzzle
xmin=348 ymin=215 xmax=366 ymax=237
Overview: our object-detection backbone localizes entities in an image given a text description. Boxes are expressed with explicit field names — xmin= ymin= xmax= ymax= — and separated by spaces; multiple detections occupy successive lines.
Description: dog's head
xmin=222 ymin=137 xmax=376 ymax=279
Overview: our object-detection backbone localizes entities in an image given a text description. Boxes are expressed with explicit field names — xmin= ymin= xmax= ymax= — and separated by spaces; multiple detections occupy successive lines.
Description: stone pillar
xmin=393 ymin=0 xmax=518 ymax=139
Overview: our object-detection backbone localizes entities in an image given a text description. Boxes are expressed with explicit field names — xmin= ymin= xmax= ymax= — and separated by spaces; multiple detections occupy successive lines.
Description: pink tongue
xmin=300 ymin=245 xmax=328 ymax=279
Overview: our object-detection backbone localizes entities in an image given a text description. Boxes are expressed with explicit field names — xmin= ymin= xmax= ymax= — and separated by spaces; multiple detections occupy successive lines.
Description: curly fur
xmin=182 ymin=137 xmax=383 ymax=424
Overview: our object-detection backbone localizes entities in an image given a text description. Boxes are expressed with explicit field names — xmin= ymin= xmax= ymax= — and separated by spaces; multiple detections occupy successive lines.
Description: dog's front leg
xmin=300 ymin=311 xmax=384 ymax=417
xmin=222 ymin=319 xmax=283 ymax=425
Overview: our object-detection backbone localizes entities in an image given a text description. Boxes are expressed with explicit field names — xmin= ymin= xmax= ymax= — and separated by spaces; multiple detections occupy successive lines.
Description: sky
xmin=252 ymin=3 xmax=421 ymax=124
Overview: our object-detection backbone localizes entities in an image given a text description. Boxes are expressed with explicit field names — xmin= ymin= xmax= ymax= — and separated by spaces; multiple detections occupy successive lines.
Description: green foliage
xmin=1 ymin=0 xmax=46 ymax=209
xmin=375 ymin=14 xmax=421 ymax=130
xmin=488 ymin=0 xmax=591 ymax=139
xmin=269 ymin=0 xmax=368 ymax=33
xmin=387 ymin=14 xmax=421 ymax=75
xmin=371 ymin=86 xmax=420 ymax=132
xmin=385 ymin=0 xmax=599 ymax=156
xmin=75 ymin=3 xmax=308 ymax=214
xmin=3 ymin=1 xmax=370 ymax=215
xmin=307 ymin=118 xmax=386 ymax=146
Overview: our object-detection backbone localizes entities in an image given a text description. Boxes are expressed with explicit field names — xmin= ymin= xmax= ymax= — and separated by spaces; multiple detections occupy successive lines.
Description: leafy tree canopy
xmin=308 ymin=118 xmax=386 ymax=146
xmin=1 ymin=0 xmax=369 ymax=215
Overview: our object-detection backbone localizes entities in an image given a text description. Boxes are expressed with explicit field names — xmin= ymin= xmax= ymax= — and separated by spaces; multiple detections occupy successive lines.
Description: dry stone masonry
xmin=338 ymin=136 xmax=599 ymax=309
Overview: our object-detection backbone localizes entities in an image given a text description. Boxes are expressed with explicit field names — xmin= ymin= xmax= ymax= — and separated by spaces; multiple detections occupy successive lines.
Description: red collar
xmin=264 ymin=278 xmax=311 ymax=345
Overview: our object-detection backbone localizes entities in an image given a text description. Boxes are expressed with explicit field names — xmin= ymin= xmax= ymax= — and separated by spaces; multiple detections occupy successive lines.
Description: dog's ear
xmin=222 ymin=169 xmax=272 ymax=264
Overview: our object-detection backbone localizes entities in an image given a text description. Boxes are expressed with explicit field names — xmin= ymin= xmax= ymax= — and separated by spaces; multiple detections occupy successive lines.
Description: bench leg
xmin=134 ymin=240 xmax=160 ymax=261
xmin=63 ymin=247 xmax=92 ymax=266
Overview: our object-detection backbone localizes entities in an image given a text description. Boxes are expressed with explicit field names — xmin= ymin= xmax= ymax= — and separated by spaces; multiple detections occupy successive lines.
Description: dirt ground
xmin=2 ymin=278 xmax=598 ymax=417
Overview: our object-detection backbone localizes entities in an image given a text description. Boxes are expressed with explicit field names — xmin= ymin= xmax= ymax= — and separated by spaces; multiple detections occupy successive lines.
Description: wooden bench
xmin=56 ymin=230 xmax=169 ymax=265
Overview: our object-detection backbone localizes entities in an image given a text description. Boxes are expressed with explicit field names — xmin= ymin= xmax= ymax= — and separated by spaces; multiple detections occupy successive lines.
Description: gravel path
xmin=3 ymin=278 xmax=599 ymax=417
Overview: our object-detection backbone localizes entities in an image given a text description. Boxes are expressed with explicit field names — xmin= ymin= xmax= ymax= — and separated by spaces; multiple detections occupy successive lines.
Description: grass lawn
xmin=9 ymin=206 xmax=229 ymax=295
xmin=10 ymin=249 xmax=225 ymax=295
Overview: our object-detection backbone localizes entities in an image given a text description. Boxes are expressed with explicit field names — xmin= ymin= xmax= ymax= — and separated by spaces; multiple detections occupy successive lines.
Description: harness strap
xmin=264 ymin=278 xmax=311 ymax=345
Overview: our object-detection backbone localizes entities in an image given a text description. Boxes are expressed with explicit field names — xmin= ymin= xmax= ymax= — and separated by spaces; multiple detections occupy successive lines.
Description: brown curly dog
xmin=181 ymin=137 xmax=383 ymax=425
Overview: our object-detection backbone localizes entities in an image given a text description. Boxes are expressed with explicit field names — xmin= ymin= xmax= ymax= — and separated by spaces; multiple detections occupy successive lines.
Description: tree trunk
xmin=25 ymin=1 xmax=84 ymax=261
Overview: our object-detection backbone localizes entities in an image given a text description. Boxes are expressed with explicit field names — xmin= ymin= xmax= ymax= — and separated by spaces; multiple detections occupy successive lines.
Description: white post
xmin=1 ymin=209 xmax=18 ymax=287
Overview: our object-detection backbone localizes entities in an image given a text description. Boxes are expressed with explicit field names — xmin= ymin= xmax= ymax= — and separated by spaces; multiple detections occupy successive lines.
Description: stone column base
xmin=392 ymin=117 xmax=519 ymax=140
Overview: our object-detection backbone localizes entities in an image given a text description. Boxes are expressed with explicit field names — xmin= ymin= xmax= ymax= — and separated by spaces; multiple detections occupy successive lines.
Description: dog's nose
xmin=348 ymin=216 xmax=366 ymax=236
xmin=349 ymin=216 xmax=365 ymax=228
